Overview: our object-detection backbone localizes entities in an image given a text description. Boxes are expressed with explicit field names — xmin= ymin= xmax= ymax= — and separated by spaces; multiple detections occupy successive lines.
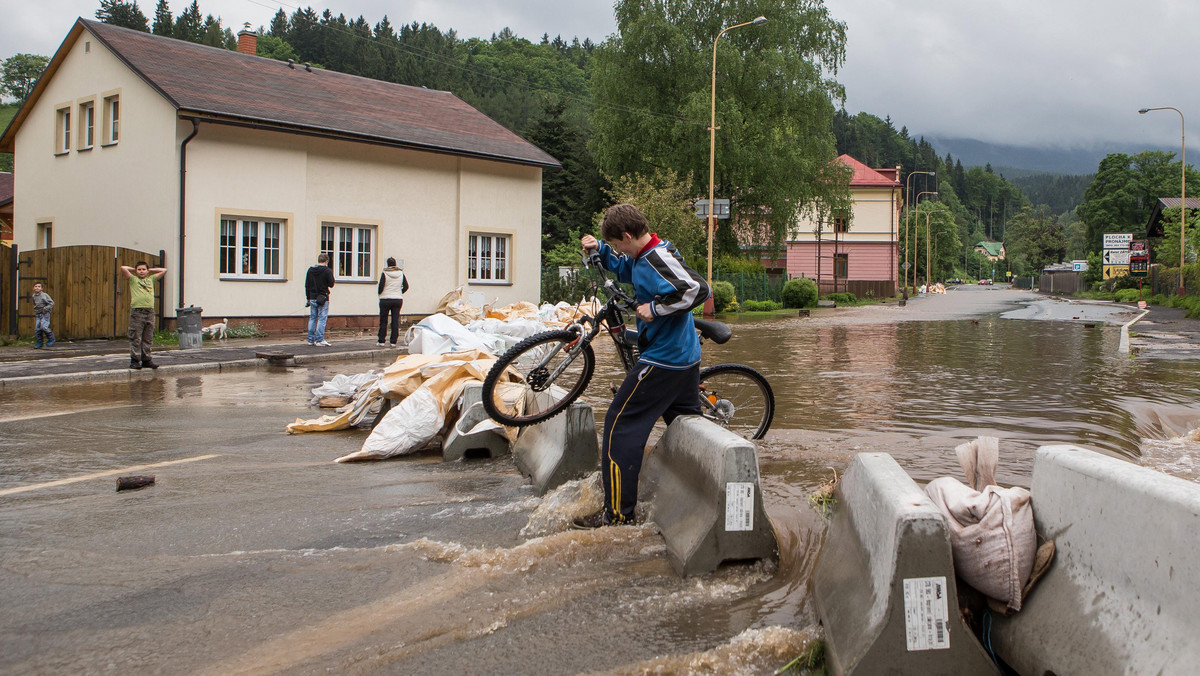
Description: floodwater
xmin=1 ymin=285 xmax=1198 ymax=674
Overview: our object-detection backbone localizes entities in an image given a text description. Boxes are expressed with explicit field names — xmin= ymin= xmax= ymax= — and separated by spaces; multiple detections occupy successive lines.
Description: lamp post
xmin=1139 ymin=106 xmax=1186 ymax=296
xmin=915 ymin=191 xmax=938 ymax=290
xmin=705 ymin=15 xmax=767 ymax=316
xmin=903 ymin=170 xmax=935 ymax=296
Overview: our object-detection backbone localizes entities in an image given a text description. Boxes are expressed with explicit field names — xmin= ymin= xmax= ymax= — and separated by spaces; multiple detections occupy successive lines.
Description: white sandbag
xmin=337 ymin=388 xmax=444 ymax=462
xmin=309 ymin=371 xmax=380 ymax=403
xmin=406 ymin=313 xmax=491 ymax=355
xmin=925 ymin=436 xmax=1037 ymax=612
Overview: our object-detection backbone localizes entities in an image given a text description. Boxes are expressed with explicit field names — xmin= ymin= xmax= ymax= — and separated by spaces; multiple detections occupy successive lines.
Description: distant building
xmin=787 ymin=154 xmax=902 ymax=298
xmin=975 ymin=241 xmax=1006 ymax=262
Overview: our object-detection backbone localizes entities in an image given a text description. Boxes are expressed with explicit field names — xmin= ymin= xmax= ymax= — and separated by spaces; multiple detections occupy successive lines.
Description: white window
xmin=219 ymin=217 xmax=284 ymax=279
xmin=102 ymin=95 xmax=119 ymax=144
xmin=467 ymin=233 xmax=510 ymax=283
xmin=79 ymin=101 xmax=95 ymax=149
xmin=56 ymin=107 xmax=71 ymax=153
xmin=320 ymin=223 xmax=375 ymax=280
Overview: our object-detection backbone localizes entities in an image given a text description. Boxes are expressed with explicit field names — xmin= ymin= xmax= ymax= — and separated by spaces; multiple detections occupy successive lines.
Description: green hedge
xmin=712 ymin=280 xmax=736 ymax=312
xmin=823 ymin=292 xmax=857 ymax=305
xmin=741 ymin=299 xmax=782 ymax=312
xmin=782 ymin=278 xmax=818 ymax=308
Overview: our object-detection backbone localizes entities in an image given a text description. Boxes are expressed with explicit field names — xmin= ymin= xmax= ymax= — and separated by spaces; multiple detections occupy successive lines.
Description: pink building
xmin=787 ymin=155 xmax=902 ymax=298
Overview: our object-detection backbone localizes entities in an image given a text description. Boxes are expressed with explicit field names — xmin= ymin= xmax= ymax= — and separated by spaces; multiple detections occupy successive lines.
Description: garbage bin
xmin=177 ymin=306 xmax=203 ymax=349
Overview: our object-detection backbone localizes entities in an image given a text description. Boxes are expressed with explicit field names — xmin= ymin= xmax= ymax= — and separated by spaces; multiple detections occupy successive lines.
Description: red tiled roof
xmin=6 ymin=19 xmax=558 ymax=168
xmin=838 ymin=154 xmax=900 ymax=187
xmin=0 ymin=172 xmax=13 ymax=206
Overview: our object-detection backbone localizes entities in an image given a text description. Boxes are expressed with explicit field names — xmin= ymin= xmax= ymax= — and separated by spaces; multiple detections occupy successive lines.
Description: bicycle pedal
xmin=609 ymin=383 xmax=619 ymax=396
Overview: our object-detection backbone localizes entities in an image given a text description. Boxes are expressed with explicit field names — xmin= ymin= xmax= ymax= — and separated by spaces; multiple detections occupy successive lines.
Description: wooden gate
xmin=13 ymin=245 xmax=164 ymax=339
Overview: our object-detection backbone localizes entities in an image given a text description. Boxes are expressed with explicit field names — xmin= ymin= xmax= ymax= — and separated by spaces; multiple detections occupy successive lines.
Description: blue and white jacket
xmin=596 ymin=235 xmax=711 ymax=369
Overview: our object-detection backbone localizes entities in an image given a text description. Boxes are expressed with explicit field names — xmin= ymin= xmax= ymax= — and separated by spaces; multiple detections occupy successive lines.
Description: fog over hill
xmin=925 ymin=137 xmax=1175 ymax=176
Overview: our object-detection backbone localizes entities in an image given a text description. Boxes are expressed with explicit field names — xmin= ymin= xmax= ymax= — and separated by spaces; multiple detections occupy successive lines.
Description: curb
xmin=0 ymin=349 xmax=393 ymax=389
xmin=1118 ymin=309 xmax=1150 ymax=354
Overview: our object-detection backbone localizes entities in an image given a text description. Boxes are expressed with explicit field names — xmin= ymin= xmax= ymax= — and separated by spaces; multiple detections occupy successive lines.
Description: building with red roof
xmin=787 ymin=154 xmax=902 ymax=297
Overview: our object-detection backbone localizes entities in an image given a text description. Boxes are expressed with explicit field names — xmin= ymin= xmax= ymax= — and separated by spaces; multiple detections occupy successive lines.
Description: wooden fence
xmin=8 ymin=245 xmax=164 ymax=339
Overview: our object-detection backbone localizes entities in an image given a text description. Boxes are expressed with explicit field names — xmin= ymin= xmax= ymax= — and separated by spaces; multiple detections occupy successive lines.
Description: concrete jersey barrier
xmin=811 ymin=453 xmax=999 ymax=675
xmin=641 ymin=416 xmax=777 ymax=577
xmin=991 ymin=445 xmax=1200 ymax=675
xmin=511 ymin=402 xmax=600 ymax=496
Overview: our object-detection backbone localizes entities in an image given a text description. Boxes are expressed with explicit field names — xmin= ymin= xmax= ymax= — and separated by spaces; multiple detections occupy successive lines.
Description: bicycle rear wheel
xmin=481 ymin=330 xmax=596 ymax=427
xmin=698 ymin=363 xmax=775 ymax=440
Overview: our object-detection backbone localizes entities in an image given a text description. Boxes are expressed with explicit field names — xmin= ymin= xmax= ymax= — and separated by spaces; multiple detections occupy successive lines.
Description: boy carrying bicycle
xmin=575 ymin=203 xmax=711 ymax=529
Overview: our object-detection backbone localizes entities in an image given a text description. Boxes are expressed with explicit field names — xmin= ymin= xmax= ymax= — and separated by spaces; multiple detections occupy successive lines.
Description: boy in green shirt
xmin=119 ymin=261 xmax=167 ymax=369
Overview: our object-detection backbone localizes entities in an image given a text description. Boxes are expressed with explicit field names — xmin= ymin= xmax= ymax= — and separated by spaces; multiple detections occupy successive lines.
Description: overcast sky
xmin=4 ymin=0 xmax=1195 ymax=150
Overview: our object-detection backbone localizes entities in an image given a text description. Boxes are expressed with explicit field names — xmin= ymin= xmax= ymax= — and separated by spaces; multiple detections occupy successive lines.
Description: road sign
xmin=901 ymin=262 xmax=911 ymax=269
xmin=1103 ymin=250 xmax=1131 ymax=265
xmin=1103 ymin=233 xmax=1133 ymax=249
xmin=1072 ymin=260 xmax=1089 ymax=272
xmin=1103 ymin=265 xmax=1129 ymax=280
xmin=694 ymin=199 xmax=730 ymax=219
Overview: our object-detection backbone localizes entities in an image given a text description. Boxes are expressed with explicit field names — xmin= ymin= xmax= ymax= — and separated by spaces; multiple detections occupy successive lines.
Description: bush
xmin=1148 ymin=293 xmax=1168 ymax=307
xmin=712 ymin=280 xmax=735 ymax=312
xmin=741 ymin=299 xmax=782 ymax=312
xmin=714 ymin=255 xmax=765 ymax=275
xmin=823 ymin=292 xmax=857 ymax=305
xmin=1114 ymin=288 xmax=1140 ymax=303
xmin=782 ymin=278 xmax=818 ymax=308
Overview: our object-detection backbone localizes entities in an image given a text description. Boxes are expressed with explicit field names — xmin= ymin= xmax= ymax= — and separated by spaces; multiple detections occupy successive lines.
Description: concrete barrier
xmin=442 ymin=401 xmax=510 ymax=461
xmin=511 ymin=402 xmax=600 ymax=495
xmin=991 ymin=445 xmax=1200 ymax=675
xmin=641 ymin=416 xmax=777 ymax=577
xmin=811 ymin=453 xmax=998 ymax=676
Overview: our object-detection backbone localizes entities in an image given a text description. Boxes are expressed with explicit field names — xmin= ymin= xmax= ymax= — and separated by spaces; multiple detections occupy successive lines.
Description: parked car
xmin=948 ymin=278 xmax=963 ymax=285
xmin=978 ymin=279 xmax=994 ymax=285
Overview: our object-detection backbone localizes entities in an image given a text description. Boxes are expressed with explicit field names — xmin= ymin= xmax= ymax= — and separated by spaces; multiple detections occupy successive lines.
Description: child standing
xmin=119 ymin=261 xmax=167 ymax=369
xmin=574 ymin=203 xmax=711 ymax=528
xmin=31 ymin=282 xmax=55 ymax=348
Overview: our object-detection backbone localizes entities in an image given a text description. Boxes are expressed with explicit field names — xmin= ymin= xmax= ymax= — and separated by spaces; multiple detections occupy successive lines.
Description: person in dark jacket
xmin=304 ymin=253 xmax=335 ymax=346
xmin=573 ymin=203 xmax=711 ymax=529
xmin=376 ymin=257 xmax=409 ymax=347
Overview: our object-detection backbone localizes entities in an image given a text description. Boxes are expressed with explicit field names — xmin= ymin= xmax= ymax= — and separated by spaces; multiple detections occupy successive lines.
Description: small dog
xmin=201 ymin=319 xmax=229 ymax=340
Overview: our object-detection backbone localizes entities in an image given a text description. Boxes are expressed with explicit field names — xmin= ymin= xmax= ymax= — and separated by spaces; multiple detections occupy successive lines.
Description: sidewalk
xmin=0 ymin=329 xmax=403 ymax=388
xmin=1128 ymin=304 xmax=1200 ymax=358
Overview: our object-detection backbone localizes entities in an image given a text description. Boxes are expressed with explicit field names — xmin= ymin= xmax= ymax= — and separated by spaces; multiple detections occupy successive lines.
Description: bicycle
xmin=480 ymin=252 xmax=775 ymax=440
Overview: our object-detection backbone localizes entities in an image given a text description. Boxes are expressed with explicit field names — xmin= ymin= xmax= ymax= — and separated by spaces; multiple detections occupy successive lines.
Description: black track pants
xmin=601 ymin=362 xmax=700 ymax=522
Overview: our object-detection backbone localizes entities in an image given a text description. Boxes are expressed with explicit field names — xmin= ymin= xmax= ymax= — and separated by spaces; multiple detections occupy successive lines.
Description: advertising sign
xmin=1103 ymin=265 xmax=1130 ymax=280
xmin=1103 ymin=250 xmax=1131 ymax=265
xmin=1103 ymin=233 xmax=1133 ymax=249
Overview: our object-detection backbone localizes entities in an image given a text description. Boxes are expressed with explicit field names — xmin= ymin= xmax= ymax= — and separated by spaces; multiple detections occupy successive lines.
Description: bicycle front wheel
xmin=698 ymin=364 xmax=775 ymax=440
xmin=481 ymin=330 xmax=596 ymax=427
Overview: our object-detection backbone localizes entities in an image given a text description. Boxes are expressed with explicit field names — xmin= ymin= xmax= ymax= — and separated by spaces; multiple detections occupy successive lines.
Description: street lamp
xmin=1139 ymin=106 xmax=1186 ymax=296
xmin=903 ymin=170 xmax=935 ymax=296
xmin=915 ymin=191 xmax=938 ymax=291
xmin=705 ymin=15 xmax=767 ymax=315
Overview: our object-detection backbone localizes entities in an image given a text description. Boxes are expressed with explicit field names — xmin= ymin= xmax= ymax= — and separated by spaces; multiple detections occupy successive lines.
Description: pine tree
xmin=151 ymin=0 xmax=173 ymax=36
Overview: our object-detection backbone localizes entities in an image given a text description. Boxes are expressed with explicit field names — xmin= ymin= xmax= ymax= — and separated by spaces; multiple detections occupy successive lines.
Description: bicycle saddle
xmin=693 ymin=318 xmax=731 ymax=344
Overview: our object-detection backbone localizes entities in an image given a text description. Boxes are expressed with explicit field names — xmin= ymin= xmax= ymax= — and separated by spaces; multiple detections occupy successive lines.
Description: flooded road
xmin=2 ymin=284 xmax=1198 ymax=674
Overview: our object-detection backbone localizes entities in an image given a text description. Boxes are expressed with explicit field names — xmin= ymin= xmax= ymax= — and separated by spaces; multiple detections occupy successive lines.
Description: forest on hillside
xmin=13 ymin=0 xmax=1178 ymax=284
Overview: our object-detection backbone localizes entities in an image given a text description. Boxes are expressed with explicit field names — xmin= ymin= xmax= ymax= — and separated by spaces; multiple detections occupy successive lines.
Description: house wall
xmin=10 ymin=29 xmax=180 ymax=297
xmin=791 ymin=186 xmax=899 ymax=242
xmin=786 ymin=241 xmax=897 ymax=282
xmin=183 ymin=124 xmax=543 ymax=319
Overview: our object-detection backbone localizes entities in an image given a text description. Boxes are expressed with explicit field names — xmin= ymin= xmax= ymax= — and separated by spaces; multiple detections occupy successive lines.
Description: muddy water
xmin=2 ymin=288 xmax=1199 ymax=674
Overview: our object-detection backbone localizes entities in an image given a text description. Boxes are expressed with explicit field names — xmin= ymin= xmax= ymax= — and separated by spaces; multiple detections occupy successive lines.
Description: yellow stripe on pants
xmin=605 ymin=365 xmax=652 ymax=522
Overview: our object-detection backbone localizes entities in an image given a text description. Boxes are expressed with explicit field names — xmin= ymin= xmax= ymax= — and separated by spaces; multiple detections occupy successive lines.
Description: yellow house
xmin=0 ymin=19 xmax=558 ymax=329
xmin=788 ymin=155 xmax=902 ymax=297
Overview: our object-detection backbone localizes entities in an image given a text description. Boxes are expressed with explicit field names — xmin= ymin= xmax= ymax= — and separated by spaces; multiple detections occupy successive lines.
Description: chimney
xmin=237 ymin=23 xmax=257 ymax=55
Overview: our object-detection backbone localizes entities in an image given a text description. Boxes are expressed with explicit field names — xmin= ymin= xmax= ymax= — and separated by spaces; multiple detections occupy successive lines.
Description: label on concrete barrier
xmin=903 ymin=576 xmax=950 ymax=651
xmin=725 ymin=482 xmax=754 ymax=531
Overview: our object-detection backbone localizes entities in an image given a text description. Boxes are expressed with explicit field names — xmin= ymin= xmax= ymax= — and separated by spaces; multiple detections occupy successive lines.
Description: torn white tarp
xmin=308 ymin=370 xmax=381 ymax=404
